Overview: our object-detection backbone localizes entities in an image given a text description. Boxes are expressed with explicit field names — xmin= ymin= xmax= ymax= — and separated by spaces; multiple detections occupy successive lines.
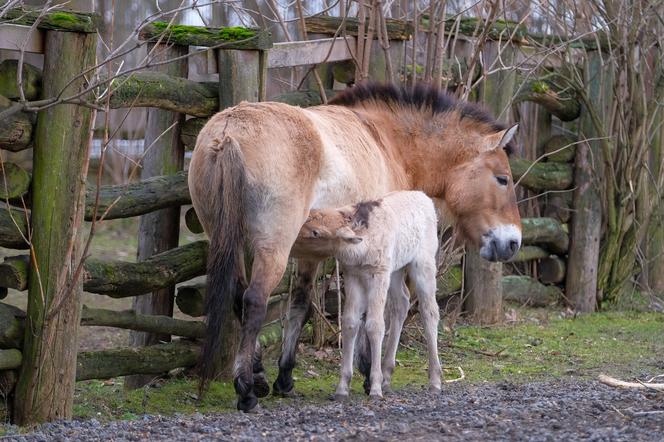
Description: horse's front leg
xmin=273 ymin=259 xmax=321 ymax=396
xmin=365 ymin=272 xmax=389 ymax=398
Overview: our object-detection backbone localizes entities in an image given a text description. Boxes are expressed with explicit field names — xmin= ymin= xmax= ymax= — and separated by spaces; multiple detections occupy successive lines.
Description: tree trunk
xmin=14 ymin=29 xmax=96 ymax=425
xmin=126 ymin=43 xmax=186 ymax=390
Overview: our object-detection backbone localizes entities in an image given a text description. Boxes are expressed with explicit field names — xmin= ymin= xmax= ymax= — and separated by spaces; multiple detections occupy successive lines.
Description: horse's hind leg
xmin=381 ymin=271 xmax=410 ymax=393
xmin=409 ymin=260 xmax=442 ymax=392
xmin=234 ymin=249 xmax=290 ymax=412
xmin=273 ymin=259 xmax=320 ymax=396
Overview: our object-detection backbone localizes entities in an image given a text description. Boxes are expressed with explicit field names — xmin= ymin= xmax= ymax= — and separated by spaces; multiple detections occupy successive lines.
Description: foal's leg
xmin=335 ymin=275 xmax=365 ymax=400
xmin=234 ymin=249 xmax=290 ymax=412
xmin=273 ymin=259 xmax=321 ymax=396
xmin=381 ymin=271 xmax=410 ymax=393
xmin=409 ymin=260 xmax=442 ymax=392
xmin=365 ymin=272 xmax=390 ymax=398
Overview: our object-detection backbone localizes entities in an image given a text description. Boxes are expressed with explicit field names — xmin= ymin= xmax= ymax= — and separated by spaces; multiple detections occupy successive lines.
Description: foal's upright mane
xmin=329 ymin=82 xmax=514 ymax=155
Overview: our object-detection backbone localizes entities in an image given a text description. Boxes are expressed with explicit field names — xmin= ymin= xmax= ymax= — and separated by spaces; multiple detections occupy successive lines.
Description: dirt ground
xmin=6 ymin=380 xmax=664 ymax=441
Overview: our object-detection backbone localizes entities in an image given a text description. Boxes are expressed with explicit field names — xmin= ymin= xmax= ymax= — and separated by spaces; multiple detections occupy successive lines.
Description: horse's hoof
xmin=253 ymin=373 xmax=270 ymax=398
xmin=369 ymin=393 xmax=383 ymax=401
xmin=333 ymin=393 xmax=349 ymax=402
xmin=272 ymin=380 xmax=295 ymax=398
xmin=236 ymin=393 xmax=259 ymax=413
xmin=382 ymin=385 xmax=394 ymax=396
xmin=428 ymin=385 xmax=442 ymax=394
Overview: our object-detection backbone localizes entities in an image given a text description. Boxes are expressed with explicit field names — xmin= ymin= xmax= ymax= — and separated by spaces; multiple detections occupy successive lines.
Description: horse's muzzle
xmin=480 ymin=224 xmax=521 ymax=262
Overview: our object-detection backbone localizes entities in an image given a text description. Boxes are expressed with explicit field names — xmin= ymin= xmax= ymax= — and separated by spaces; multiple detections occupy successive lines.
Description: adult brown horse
xmin=189 ymin=82 xmax=522 ymax=412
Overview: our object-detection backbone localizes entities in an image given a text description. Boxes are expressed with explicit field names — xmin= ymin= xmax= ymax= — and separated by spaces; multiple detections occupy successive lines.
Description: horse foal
xmin=297 ymin=191 xmax=441 ymax=399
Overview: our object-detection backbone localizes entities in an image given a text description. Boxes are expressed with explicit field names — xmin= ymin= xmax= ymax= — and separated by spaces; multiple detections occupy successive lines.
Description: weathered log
xmin=15 ymin=29 xmax=98 ymax=425
xmin=0 ymin=60 xmax=42 ymax=101
xmin=0 ymin=207 xmax=29 ymax=249
xmin=0 ymin=349 xmax=22 ymax=370
xmin=305 ymin=15 xmax=414 ymax=40
xmin=181 ymin=118 xmax=207 ymax=150
xmin=0 ymin=255 xmax=30 ymax=291
xmin=0 ymin=302 xmax=24 ymax=349
xmin=1 ymin=7 xmax=99 ymax=33
xmin=185 ymin=207 xmax=204 ymax=234
xmin=108 ymin=72 xmax=218 ymax=118
xmin=139 ymin=22 xmax=272 ymax=50
xmin=502 ymin=275 xmax=562 ymax=307
xmin=84 ymin=240 xmax=207 ymax=297
xmin=511 ymin=245 xmax=550 ymax=262
xmin=510 ymin=157 xmax=573 ymax=191
xmin=81 ymin=305 xmax=204 ymax=339
xmin=76 ymin=340 xmax=199 ymax=381
xmin=0 ymin=96 xmax=35 ymax=150
xmin=544 ymin=135 xmax=577 ymax=163
xmin=522 ymin=217 xmax=569 ymax=254
xmin=514 ymin=78 xmax=581 ymax=122
xmin=85 ymin=171 xmax=190 ymax=221
xmin=540 ymin=256 xmax=566 ymax=284
xmin=0 ymin=163 xmax=31 ymax=199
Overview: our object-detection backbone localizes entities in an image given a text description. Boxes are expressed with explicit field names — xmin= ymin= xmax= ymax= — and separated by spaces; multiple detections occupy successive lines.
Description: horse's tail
xmin=198 ymin=135 xmax=247 ymax=393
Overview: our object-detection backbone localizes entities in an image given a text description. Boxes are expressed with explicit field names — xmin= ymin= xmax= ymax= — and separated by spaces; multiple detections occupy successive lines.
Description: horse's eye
xmin=311 ymin=229 xmax=320 ymax=238
xmin=496 ymin=175 xmax=509 ymax=186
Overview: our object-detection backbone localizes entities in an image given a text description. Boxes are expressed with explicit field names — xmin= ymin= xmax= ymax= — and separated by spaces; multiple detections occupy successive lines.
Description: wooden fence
xmin=0 ymin=7 xmax=593 ymax=425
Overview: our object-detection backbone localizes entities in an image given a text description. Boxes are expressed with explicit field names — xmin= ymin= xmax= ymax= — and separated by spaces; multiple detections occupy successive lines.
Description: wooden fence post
xmin=125 ymin=43 xmax=187 ymax=390
xmin=14 ymin=29 xmax=96 ymax=425
xmin=565 ymin=51 xmax=607 ymax=312
xmin=214 ymin=48 xmax=266 ymax=375
xmin=463 ymin=40 xmax=517 ymax=324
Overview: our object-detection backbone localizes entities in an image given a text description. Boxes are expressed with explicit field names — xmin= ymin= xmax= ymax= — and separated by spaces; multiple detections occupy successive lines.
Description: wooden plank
xmin=305 ymin=15 xmax=412 ymax=40
xmin=267 ymin=36 xmax=356 ymax=69
xmin=0 ymin=24 xmax=44 ymax=53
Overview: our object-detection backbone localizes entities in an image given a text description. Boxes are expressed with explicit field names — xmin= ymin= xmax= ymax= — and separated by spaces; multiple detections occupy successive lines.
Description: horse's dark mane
xmin=329 ymin=82 xmax=514 ymax=155
xmin=352 ymin=200 xmax=381 ymax=229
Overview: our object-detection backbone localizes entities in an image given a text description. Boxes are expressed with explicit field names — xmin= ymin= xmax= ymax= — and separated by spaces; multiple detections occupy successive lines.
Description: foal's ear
xmin=336 ymin=226 xmax=363 ymax=244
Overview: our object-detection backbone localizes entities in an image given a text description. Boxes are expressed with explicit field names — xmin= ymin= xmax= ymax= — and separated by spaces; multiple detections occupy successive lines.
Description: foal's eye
xmin=495 ymin=175 xmax=509 ymax=186
xmin=311 ymin=229 xmax=320 ymax=238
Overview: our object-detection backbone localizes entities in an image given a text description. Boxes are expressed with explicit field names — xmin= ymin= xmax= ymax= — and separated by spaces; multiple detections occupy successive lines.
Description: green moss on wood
xmin=0 ymin=60 xmax=42 ymax=101
xmin=1 ymin=7 xmax=99 ymax=33
xmin=0 ymin=349 xmax=22 ymax=370
xmin=510 ymin=157 xmax=573 ymax=191
xmin=140 ymin=22 xmax=272 ymax=50
xmin=0 ymin=163 xmax=31 ymax=199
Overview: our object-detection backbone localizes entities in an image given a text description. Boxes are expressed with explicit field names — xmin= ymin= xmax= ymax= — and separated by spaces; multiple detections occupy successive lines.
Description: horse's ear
xmin=336 ymin=226 xmax=363 ymax=244
xmin=482 ymin=124 xmax=518 ymax=152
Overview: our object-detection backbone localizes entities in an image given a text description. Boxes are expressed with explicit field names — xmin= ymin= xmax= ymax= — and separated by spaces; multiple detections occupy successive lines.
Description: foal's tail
xmin=199 ymin=135 xmax=247 ymax=393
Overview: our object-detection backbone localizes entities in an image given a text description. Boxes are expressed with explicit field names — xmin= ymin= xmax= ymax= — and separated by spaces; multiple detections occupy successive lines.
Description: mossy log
xmin=80 ymin=305 xmax=205 ymax=338
xmin=181 ymin=118 xmax=207 ymax=150
xmin=512 ymin=245 xmax=551 ymax=262
xmin=0 ymin=302 xmax=24 ymax=349
xmin=139 ymin=22 xmax=272 ymax=50
xmin=514 ymin=79 xmax=580 ymax=121
xmin=502 ymin=275 xmax=562 ymax=307
xmin=85 ymin=171 xmax=190 ymax=221
xmin=0 ymin=104 xmax=35 ymax=151
xmin=509 ymin=157 xmax=573 ymax=191
xmin=304 ymin=15 xmax=414 ymax=40
xmin=185 ymin=207 xmax=204 ymax=234
xmin=0 ymin=60 xmax=42 ymax=101
xmin=0 ymin=163 xmax=31 ymax=199
xmin=544 ymin=135 xmax=577 ymax=163
xmin=0 ymin=201 xmax=29 ymax=250
xmin=0 ymin=349 xmax=22 ymax=370
xmin=522 ymin=217 xmax=569 ymax=254
xmin=76 ymin=340 xmax=199 ymax=381
xmin=108 ymin=73 xmax=218 ymax=118
xmin=540 ymin=256 xmax=566 ymax=284
xmin=1 ymin=7 xmax=99 ymax=33
xmin=0 ymin=255 xmax=30 ymax=290
xmin=83 ymin=240 xmax=207 ymax=297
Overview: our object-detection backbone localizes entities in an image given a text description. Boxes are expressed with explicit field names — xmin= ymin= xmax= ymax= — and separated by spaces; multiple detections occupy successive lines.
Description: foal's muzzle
xmin=480 ymin=224 xmax=521 ymax=262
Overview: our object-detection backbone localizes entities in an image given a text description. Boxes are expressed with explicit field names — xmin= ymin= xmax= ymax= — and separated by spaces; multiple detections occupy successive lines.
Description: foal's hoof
xmin=333 ymin=393 xmax=349 ymax=402
xmin=381 ymin=385 xmax=394 ymax=396
xmin=369 ymin=393 xmax=383 ymax=401
xmin=236 ymin=394 xmax=259 ymax=413
xmin=253 ymin=373 xmax=270 ymax=398
xmin=428 ymin=385 xmax=442 ymax=394
xmin=272 ymin=381 xmax=295 ymax=398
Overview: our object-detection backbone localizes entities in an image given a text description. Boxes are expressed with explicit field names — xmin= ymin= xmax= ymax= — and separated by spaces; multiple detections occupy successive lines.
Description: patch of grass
xmin=66 ymin=311 xmax=664 ymax=422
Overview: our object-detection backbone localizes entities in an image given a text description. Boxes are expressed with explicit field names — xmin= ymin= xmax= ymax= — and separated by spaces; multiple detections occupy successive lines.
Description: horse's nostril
xmin=509 ymin=240 xmax=519 ymax=253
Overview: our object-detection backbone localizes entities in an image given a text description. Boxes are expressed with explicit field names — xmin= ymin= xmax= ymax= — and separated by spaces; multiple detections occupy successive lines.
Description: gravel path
xmin=5 ymin=380 xmax=664 ymax=441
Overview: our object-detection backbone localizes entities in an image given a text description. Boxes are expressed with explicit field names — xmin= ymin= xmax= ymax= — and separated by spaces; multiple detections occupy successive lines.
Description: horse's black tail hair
xmin=198 ymin=135 xmax=247 ymax=394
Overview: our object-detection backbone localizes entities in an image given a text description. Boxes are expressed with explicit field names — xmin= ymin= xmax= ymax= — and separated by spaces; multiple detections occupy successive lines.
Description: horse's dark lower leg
xmin=355 ymin=318 xmax=372 ymax=395
xmin=273 ymin=259 xmax=320 ymax=396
